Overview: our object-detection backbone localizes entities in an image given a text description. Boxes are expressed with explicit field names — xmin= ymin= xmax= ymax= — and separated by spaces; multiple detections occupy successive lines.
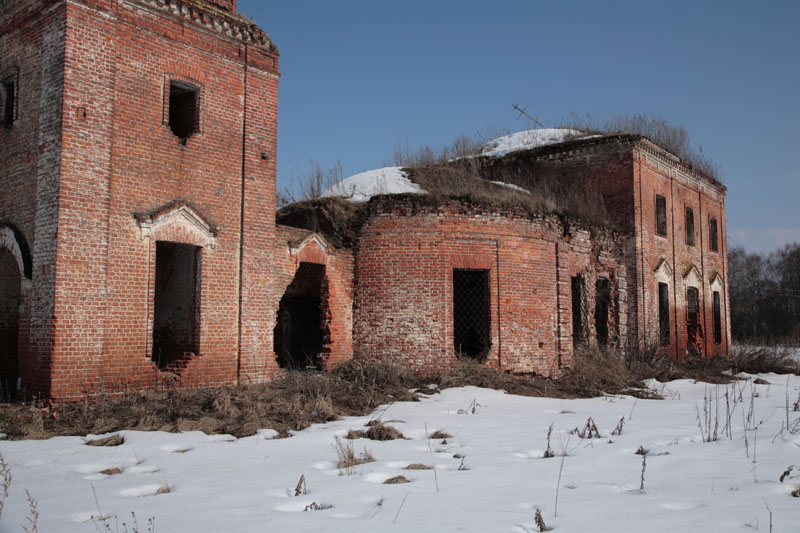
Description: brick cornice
xmin=125 ymin=0 xmax=278 ymax=52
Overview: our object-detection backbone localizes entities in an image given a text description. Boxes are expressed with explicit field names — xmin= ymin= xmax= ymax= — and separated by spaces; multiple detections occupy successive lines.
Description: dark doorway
xmin=686 ymin=286 xmax=700 ymax=354
xmin=453 ymin=269 xmax=491 ymax=360
xmin=572 ymin=276 xmax=587 ymax=347
xmin=0 ymin=250 xmax=20 ymax=398
xmin=595 ymin=278 xmax=611 ymax=346
xmin=152 ymin=241 xmax=200 ymax=369
xmin=274 ymin=263 xmax=327 ymax=369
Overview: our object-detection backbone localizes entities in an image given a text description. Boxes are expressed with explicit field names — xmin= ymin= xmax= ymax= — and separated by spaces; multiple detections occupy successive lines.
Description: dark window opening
xmin=686 ymin=286 xmax=700 ymax=354
xmin=713 ymin=291 xmax=722 ymax=345
xmin=152 ymin=242 xmax=201 ymax=370
xmin=658 ymin=282 xmax=670 ymax=346
xmin=453 ymin=269 xmax=491 ymax=360
xmin=0 ymin=251 xmax=21 ymax=400
xmin=571 ymin=275 xmax=587 ymax=347
xmin=656 ymin=195 xmax=667 ymax=236
xmin=168 ymin=81 xmax=199 ymax=139
xmin=709 ymin=217 xmax=719 ymax=252
xmin=274 ymin=262 xmax=328 ymax=370
xmin=594 ymin=278 xmax=611 ymax=346
xmin=685 ymin=207 xmax=695 ymax=245
xmin=1 ymin=78 xmax=15 ymax=128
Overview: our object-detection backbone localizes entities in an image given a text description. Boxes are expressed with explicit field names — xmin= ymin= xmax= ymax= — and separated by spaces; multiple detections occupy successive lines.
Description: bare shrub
xmin=0 ymin=454 xmax=10 ymax=520
xmin=277 ymin=159 xmax=343 ymax=207
xmin=534 ymin=508 xmax=550 ymax=531
xmin=729 ymin=346 xmax=800 ymax=375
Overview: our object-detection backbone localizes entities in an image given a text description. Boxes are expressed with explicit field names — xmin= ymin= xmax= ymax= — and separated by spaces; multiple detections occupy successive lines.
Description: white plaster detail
xmin=709 ymin=271 xmax=724 ymax=292
xmin=653 ymin=258 xmax=673 ymax=283
xmin=682 ymin=263 xmax=702 ymax=288
xmin=136 ymin=204 xmax=217 ymax=248
xmin=288 ymin=232 xmax=332 ymax=257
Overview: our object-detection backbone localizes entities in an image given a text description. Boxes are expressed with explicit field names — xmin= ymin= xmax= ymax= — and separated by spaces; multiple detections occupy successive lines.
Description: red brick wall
xmin=352 ymin=198 xmax=627 ymax=376
xmin=632 ymin=144 xmax=730 ymax=359
xmin=2 ymin=0 xmax=279 ymax=400
xmin=0 ymin=0 xmax=68 ymax=396
xmin=274 ymin=226 xmax=354 ymax=372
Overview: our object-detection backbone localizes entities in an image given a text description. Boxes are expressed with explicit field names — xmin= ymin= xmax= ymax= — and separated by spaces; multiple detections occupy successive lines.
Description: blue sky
xmin=237 ymin=0 xmax=799 ymax=254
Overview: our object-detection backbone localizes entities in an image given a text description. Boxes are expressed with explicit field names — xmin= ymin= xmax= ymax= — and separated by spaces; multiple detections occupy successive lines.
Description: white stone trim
xmin=136 ymin=204 xmax=217 ymax=248
xmin=654 ymin=258 xmax=673 ymax=284
xmin=0 ymin=227 xmax=26 ymax=279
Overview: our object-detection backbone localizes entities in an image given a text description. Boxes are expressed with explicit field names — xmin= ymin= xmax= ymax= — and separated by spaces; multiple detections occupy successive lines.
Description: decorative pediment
xmin=653 ymin=258 xmax=673 ymax=281
xmin=682 ymin=262 xmax=702 ymax=287
xmin=709 ymin=270 xmax=724 ymax=290
xmin=288 ymin=232 xmax=333 ymax=265
xmin=134 ymin=201 xmax=217 ymax=248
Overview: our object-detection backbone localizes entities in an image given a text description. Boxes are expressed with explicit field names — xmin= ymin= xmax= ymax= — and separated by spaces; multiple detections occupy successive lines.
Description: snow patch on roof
xmin=321 ymin=166 xmax=426 ymax=203
xmin=490 ymin=181 xmax=530 ymax=194
xmin=481 ymin=128 xmax=594 ymax=157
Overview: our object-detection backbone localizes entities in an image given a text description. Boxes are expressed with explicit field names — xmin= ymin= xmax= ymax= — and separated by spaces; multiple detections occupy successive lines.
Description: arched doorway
xmin=0 ymin=249 xmax=20 ymax=398
xmin=274 ymin=262 xmax=328 ymax=370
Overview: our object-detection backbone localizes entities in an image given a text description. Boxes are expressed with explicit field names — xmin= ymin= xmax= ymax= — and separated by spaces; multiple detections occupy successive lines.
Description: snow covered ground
xmin=2 ymin=373 xmax=799 ymax=532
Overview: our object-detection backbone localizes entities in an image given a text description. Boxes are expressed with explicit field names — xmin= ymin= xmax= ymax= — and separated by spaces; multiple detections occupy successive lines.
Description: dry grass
xmin=2 ymin=349 xmax=794 ymax=442
xmin=85 ymin=435 xmax=124 ymax=447
xmin=335 ymin=436 xmax=375 ymax=475
xmin=383 ymin=475 xmax=410 ymax=485
xmin=346 ymin=421 xmax=405 ymax=441
xmin=99 ymin=467 xmax=123 ymax=476
xmin=429 ymin=430 xmax=451 ymax=440
xmin=403 ymin=463 xmax=432 ymax=470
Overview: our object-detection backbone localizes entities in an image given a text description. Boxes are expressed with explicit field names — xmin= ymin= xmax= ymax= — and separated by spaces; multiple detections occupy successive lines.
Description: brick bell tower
xmin=0 ymin=0 xmax=280 ymax=400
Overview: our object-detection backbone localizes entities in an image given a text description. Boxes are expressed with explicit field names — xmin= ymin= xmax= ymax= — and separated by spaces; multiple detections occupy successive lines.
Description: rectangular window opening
xmin=686 ymin=287 xmax=700 ymax=353
xmin=153 ymin=241 xmax=200 ymax=369
xmin=709 ymin=217 xmax=719 ymax=252
xmin=685 ymin=207 xmax=695 ymax=246
xmin=571 ymin=275 xmax=587 ymax=347
xmin=1 ymin=78 xmax=15 ymax=128
xmin=595 ymin=278 xmax=611 ymax=346
xmin=656 ymin=195 xmax=667 ymax=236
xmin=453 ymin=269 xmax=491 ymax=360
xmin=713 ymin=291 xmax=722 ymax=345
xmin=658 ymin=282 xmax=670 ymax=346
xmin=168 ymin=80 xmax=199 ymax=139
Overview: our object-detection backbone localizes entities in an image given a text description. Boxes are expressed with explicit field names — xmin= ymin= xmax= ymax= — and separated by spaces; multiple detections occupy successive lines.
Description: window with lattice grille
xmin=713 ymin=291 xmax=722 ymax=345
xmin=656 ymin=195 xmax=667 ymax=236
xmin=709 ymin=217 xmax=719 ymax=252
xmin=453 ymin=269 xmax=490 ymax=360
xmin=685 ymin=207 xmax=695 ymax=245
xmin=572 ymin=275 xmax=587 ymax=347
xmin=658 ymin=282 xmax=670 ymax=346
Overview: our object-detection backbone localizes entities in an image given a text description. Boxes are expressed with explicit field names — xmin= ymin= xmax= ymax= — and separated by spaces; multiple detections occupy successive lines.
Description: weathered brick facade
xmin=1 ymin=0 xmax=279 ymax=400
xmin=0 ymin=0 xmax=729 ymax=400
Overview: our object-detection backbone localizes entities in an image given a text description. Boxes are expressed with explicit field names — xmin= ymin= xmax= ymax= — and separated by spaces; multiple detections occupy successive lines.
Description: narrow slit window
xmin=168 ymin=80 xmax=199 ymax=139
xmin=1 ymin=77 xmax=16 ymax=127
xmin=713 ymin=291 xmax=722 ymax=345
xmin=571 ymin=275 xmax=587 ymax=347
xmin=709 ymin=217 xmax=719 ymax=252
xmin=453 ymin=269 xmax=491 ymax=360
xmin=685 ymin=207 xmax=695 ymax=245
xmin=658 ymin=282 xmax=670 ymax=346
xmin=686 ymin=287 xmax=700 ymax=353
xmin=594 ymin=278 xmax=611 ymax=346
xmin=656 ymin=195 xmax=667 ymax=236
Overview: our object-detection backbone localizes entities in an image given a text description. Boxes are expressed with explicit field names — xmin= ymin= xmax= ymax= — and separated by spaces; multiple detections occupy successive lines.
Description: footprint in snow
xmin=160 ymin=444 xmax=193 ymax=453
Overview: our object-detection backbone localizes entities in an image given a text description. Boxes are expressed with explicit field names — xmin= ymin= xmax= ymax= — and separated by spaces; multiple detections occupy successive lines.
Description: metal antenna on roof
xmin=512 ymin=104 xmax=545 ymax=129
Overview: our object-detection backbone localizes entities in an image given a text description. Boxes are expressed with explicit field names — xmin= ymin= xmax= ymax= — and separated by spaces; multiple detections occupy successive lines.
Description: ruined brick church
xmin=0 ymin=0 xmax=730 ymax=401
